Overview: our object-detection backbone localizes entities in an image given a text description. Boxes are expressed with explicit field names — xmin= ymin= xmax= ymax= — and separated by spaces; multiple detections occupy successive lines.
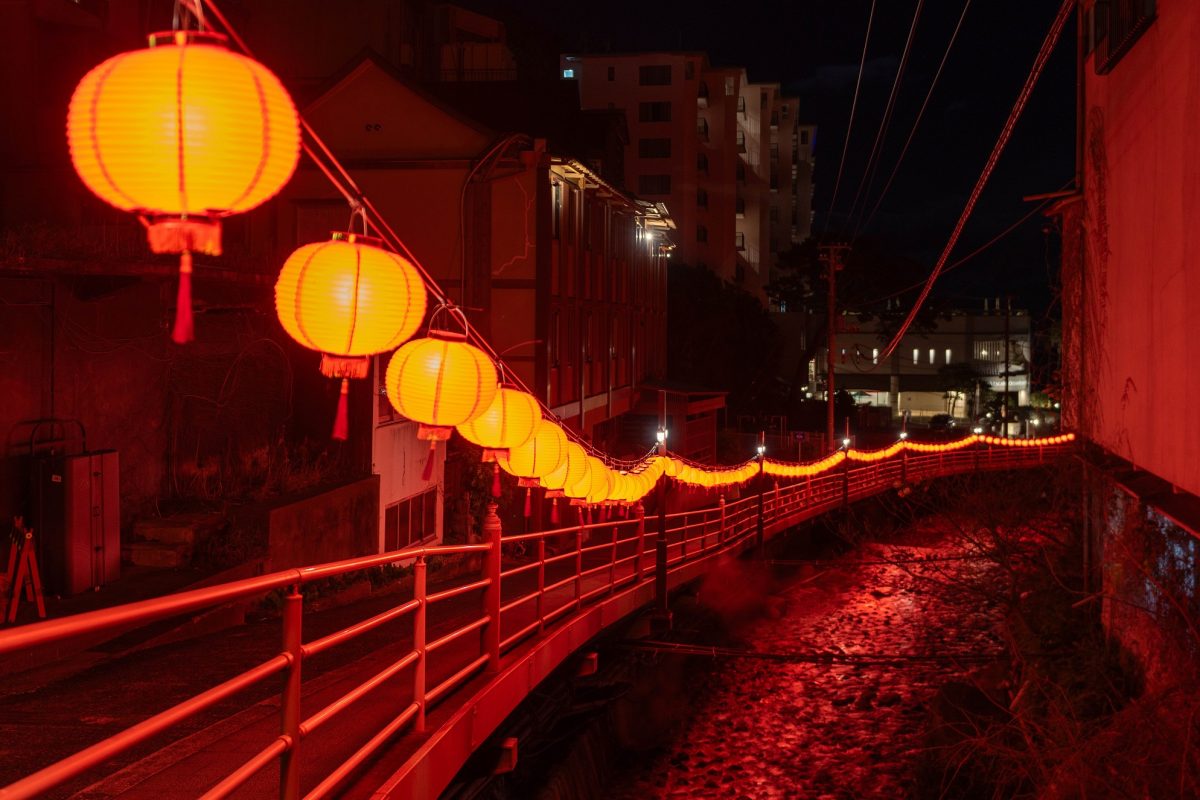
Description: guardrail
xmin=0 ymin=439 xmax=1073 ymax=800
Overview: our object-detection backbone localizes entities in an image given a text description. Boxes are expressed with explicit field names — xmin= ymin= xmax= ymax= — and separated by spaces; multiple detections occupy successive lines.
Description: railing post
xmin=575 ymin=511 xmax=584 ymax=609
xmin=633 ymin=502 xmax=646 ymax=581
xmin=841 ymin=455 xmax=850 ymax=509
xmin=681 ymin=512 xmax=688 ymax=559
xmin=413 ymin=556 xmax=427 ymax=732
xmin=655 ymin=473 xmax=669 ymax=617
xmin=756 ymin=456 xmax=766 ymax=553
xmin=482 ymin=502 xmax=502 ymax=673
xmin=608 ymin=519 xmax=617 ymax=593
xmin=536 ymin=535 xmax=546 ymax=633
xmin=719 ymin=495 xmax=727 ymax=544
xmin=279 ymin=585 xmax=303 ymax=800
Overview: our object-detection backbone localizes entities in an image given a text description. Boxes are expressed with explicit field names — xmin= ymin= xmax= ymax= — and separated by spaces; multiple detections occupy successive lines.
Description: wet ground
xmin=611 ymin=518 xmax=1007 ymax=799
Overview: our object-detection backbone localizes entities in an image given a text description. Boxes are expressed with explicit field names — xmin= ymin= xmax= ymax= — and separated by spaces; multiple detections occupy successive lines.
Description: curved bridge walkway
xmin=0 ymin=440 xmax=1073 ymax=800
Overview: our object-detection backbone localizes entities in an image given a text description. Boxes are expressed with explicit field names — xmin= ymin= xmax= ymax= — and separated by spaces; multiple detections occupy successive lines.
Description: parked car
xmin=928 ymin=414 xmax=957 ymax=434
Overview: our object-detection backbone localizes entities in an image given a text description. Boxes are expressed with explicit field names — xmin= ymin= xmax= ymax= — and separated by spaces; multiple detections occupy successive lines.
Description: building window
xmin=638 ymin=137 xmax=672 ymax=158
xmin=735 ymin=231 xmax=745 ymax=251
xmin=736 ymin=96 xmax=746 ymax=115
xmin=724 ymin=76 xmax=735 ymax=96
xmin=872 ymin=348 xmax=879 ymax=365
xmin=697 ymin=118 xmax=709 ymax=139
xmin=913 ymin=348 xmax=920 ymax=365
xmin=561 ymin=68 xmax=575 ymax=79
xmin=929 ymin=348 xmax=936 ymax=365
xmin=736 ymin=129 xmax=746 ymax=153
xmin=1093 ymin=0 xmax=1156 ymax=74
xmin=736 ymin=161 xmax=746 ymax=182
xmin=781 ymin=104 xmax=790 ymax=119
xmin=384 ymin=487 xmax=438 ymax=551
xmin=551 ymin=181 xmax=562 ymax=240
xmin=735 ymin=196 xmax=745 ymax=217
xmin=697 ymin=188 xmax=708 ymax=208
xmin=607 ymin=65 xmax=615 ymax=81
xmin=639 ymin=64 xmax=672 ymax=86
xmin=638 ymin=174 xmax=671 ymax=195
xmin=638 ymin=101 xmax=672 ymax=123
xmin=945 ymin=348 xmax=952 ymax=363
xmin=696 ymin=224 xmax=708 ymax=243
xmin=768 ymin=204 xmax=779 ymax=222
xmin=697 ymin=152 xmax=709 ymax=174
xmin=800 ymin=129 xmax=810 ymax=145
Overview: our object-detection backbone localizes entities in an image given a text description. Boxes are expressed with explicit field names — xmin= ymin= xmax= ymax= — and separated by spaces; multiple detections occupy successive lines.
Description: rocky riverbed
xmin=611 ymin=518 xmax=1009 ymax=799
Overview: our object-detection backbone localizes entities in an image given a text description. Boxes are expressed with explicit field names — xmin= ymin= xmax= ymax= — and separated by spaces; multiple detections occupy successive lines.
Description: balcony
xmin=1094 ymin=0 xmax=1156 ymax=74
xmin=697 ymin=81 xmax=709 ymax=109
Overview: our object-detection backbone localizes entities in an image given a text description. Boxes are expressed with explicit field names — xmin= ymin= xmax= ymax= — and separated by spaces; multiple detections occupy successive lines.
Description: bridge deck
xmin=0 ymin=442 xmax=1071 ymax=800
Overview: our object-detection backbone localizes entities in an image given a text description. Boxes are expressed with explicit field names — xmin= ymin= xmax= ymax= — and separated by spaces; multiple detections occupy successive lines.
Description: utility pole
xmin=1003 ymin=294 xmax=1011 ymax=437
xmin=818 ymin=243 xmax=849 ymax=450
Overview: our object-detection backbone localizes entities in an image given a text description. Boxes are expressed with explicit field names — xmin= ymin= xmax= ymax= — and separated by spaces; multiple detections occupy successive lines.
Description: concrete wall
xmin=1070 ymin=0 xmax=1200 ymax=498
xmin=267 ymin=475 xmax=380 ymax=571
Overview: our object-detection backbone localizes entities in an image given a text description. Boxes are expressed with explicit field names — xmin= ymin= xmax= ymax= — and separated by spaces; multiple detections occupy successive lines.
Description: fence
xmin=0 ymin=439 xmax=1073 ymax=800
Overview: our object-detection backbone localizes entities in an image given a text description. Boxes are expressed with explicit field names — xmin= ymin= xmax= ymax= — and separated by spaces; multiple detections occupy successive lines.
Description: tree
xmin=667 ymin=262 xmax=780 ymax=415
xmin=768 ymin=235 xmax=951 ymax=407
xmin=937 ymin=361 xmax=986 ymax=417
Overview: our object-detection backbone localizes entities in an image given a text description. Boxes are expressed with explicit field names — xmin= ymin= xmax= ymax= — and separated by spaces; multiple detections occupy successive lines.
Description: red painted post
xmin=633 ymin=503 xmax=646 ymax=581
xmin=719 ymin=495 xmax=727 ymax=543
xmin=482 ymin=503 xmax=502 ymax=673
xmin=413 ymin=556 xmax=427 ymax=732
xmin=681 ymin=512 xmax=688 ymax=559
xmin=279 ymin=586 xmax=303 ymax=800
xmin=536 ymin=536 xmax=546 ymax=632
xmin=608 ymin=522 xmax=617 ymax=592
xmin=574 ymin=515 xmax=584 ymax=609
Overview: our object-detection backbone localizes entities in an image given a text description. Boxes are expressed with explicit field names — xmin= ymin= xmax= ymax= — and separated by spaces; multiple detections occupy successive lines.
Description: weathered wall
xmin=1074 ymin=0 xmax=1200 ymax=497
xmin=1084 ymin=465 xmax=1200 ymax=692
xmin=267 ymin=475 xmax=380 ymax=571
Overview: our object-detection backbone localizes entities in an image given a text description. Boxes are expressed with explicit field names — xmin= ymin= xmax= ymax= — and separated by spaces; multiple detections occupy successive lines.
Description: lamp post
xmin=654 ymin=426 xmax=670 ymax=629
xmin=756 ymin=434 xmax=766 ymax=553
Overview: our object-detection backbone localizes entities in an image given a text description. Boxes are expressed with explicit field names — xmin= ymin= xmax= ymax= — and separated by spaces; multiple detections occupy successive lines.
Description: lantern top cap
xmin=427 ymin=328 xmax=470 ymax=343
xmin=148 ymin=30 xmax=229 ymax=49
xmin=329 ymin=231 xmax=388 ymax=250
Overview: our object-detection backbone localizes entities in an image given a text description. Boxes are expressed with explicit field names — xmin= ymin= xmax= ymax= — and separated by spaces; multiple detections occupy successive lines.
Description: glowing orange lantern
xmin=68 ymin=31 xmax=300 ymax=343
xmin=386 ymin=330 xmax=498 ymax=478
xmin=497 ymin=420 xmax=568 ymax=517
xmin=276 ymin=232 xmax=426 ymax=440
xmin=540 ymin=442 xmax=587 ymax=524
xmin=563 ymin=455 xmax=595 ymax=502
xmin=585 ymin=460 xmax=613 ymax=505
xmin=457 ymin=387 xmax=542 ymax=495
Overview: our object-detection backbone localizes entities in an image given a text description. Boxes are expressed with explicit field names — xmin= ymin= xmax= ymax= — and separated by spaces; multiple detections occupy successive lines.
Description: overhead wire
xmin=197 ymin=0 xmax=649 ymax=470
xmin=824 ymin=0 xmax=878 ymax=230
xmin=844 ymin=0 xmax=926 ymax=236
xmin=858 ymin=0 xmax=972 ymax=236
xmin=861 ymin=0 xmax=1077 ymax=372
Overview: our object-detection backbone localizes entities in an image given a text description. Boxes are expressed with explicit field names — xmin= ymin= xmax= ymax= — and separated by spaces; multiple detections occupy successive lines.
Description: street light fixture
xmin=655 ymin=428 xmax=668 ymax=446
xmin=899 ymin=431 xmax=909 ymax=440
xmin=841 ymin=437 xmax=851 ymax=449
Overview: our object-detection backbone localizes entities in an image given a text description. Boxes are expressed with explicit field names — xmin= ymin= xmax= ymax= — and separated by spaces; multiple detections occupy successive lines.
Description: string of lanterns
xmin=62 ymin=5 xmax=1077 ymax=516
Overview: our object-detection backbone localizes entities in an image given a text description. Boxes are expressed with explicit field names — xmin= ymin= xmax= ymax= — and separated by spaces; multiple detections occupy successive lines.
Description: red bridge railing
xmin=0 ymin=437 xmax=1073 ymax=800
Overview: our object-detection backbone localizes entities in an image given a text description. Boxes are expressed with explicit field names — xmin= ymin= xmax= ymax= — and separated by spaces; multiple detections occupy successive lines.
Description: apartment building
xmin=560 ymin=52 xmax=814 ymax=304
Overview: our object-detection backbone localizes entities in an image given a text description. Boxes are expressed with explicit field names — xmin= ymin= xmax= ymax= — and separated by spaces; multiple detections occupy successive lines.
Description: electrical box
xmin=31 ymin=450 xmax=121 ymax=596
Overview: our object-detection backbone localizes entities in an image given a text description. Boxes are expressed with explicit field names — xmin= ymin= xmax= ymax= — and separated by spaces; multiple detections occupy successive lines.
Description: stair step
xmin=133 ymin=513 xmax=223 ymax=546
xmin=127 ymin=541 xmax=191 ymax=568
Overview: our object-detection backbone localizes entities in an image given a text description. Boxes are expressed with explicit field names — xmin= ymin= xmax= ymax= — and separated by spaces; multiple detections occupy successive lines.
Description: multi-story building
xmin=775 ymin=306 xmax=1033 ymax=421
xmin=282 ymin=55 xmax=671 ymax=547
xmin=559 ymin=52 xmax=814 ymax=304
xmin=1057 ymin=0 xmax=1200 ymax=689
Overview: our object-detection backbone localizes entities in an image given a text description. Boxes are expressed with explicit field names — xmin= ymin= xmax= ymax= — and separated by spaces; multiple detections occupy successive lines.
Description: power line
xmin=869 ymin=0 xmax=1077 ymax=369
xmin=824 ymin=0 xmax=878 ymax=228
xmin=845 ymin=0 xmax=926 ymax=236
xmin=858 ymin=0 xmax=973 ymax=235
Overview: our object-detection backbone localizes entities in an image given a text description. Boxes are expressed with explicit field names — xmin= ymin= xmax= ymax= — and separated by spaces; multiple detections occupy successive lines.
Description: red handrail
xmin=0 ymin=441 xmax=1073 ymax=800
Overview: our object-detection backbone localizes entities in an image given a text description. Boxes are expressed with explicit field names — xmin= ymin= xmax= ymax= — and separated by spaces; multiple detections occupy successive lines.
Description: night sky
xmin=475 ymin=0 xmax=1078 ymax=313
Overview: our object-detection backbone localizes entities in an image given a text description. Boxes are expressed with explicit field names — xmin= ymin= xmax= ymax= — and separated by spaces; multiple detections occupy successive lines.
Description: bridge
xmin=0 ymin=435 xmax=1073 ymax=800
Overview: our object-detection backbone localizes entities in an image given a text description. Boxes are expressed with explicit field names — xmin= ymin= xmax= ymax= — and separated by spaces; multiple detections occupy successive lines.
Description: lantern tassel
xmin=523 ymin=488 xmax=532 ymax=518
xmin=491 ymin=462 xmax=502 ymax=498
xmin=332 ymin=379 xmax=350 ymax=441
xmin=171 ymin=251 xmax=195 ymax=344
xmin=421 ymin=440 xmax=437 ymax=482
xmin=551 ymin=497 xmax=560 ymax=525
